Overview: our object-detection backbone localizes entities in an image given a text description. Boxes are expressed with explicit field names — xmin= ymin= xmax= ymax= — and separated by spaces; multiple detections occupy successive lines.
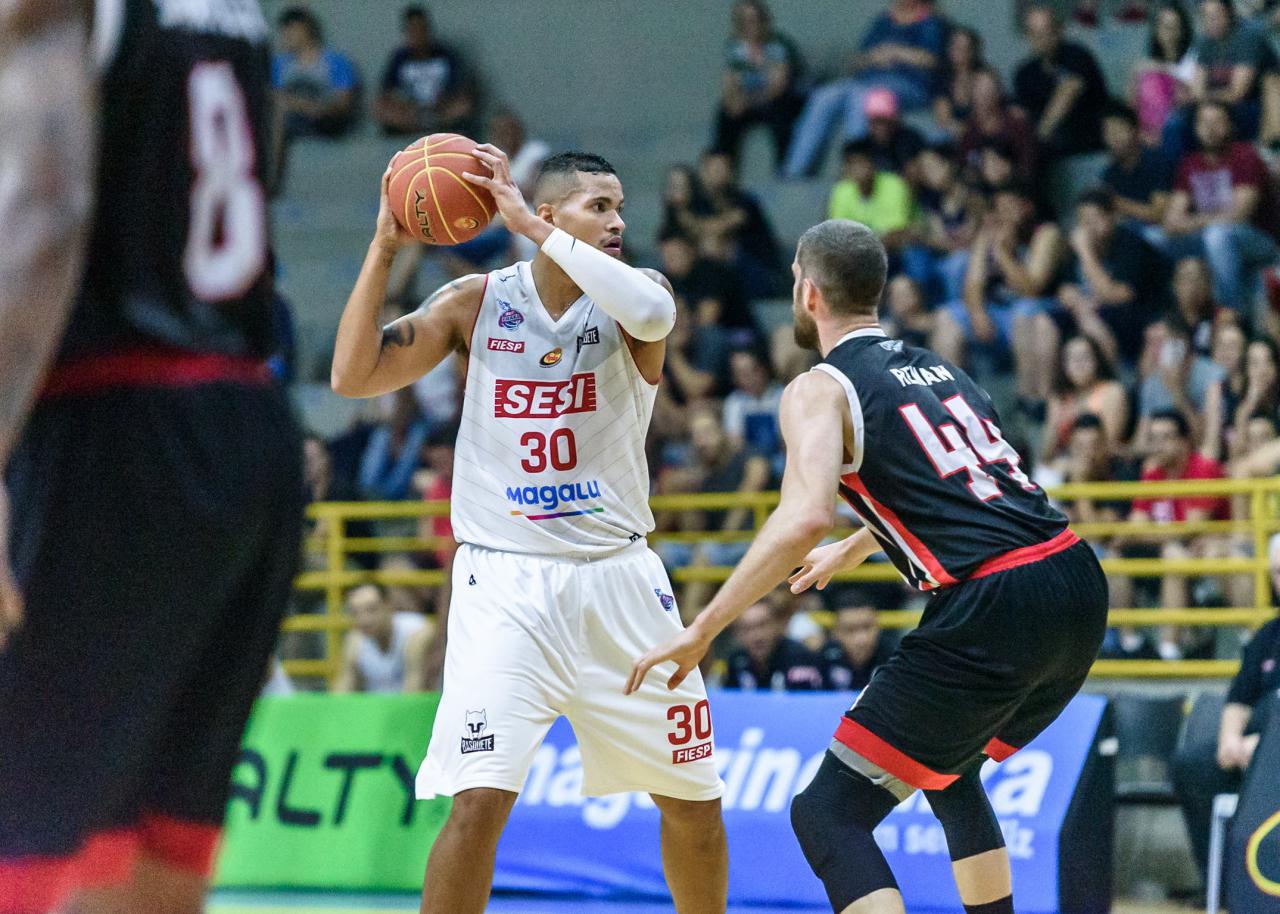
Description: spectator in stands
xmin=272 ymin=7 xmax=360 ymax=139
xmin=782 ymin=0 xmax=945 ymax=178
xmin=358 ymin=387 xmax=430 ymax=501
xmin=932 ymin=26 xmax=985 ymax=140
xmin=882 ymin=275 xmax=934 ymax=349
xmin=1213 ymin=320 xmax=1248 ymax=446
xmin=375 ymin=5 xmax=475 ymax=137
xmin=1231 ymin=411 xmax=1280 ymax=475
xmin=723 ymin=601 xmax=826 ymax=690
xmin=1172 ymin=256 xmax=1223 ymax=356
xmin=1137 ymin=316 xmax=1226 ymax=456
xmin=1052 ymin=189 xmax=1168 ymax=371
xmin=1164 ymin=101 xmax=1280 ymax=321
xmin=334 ymin=584 xmax=432 ymax=693
xmin=901 ymin=142 xmax=979 ymax=304
xmin=1126 ymin=409 xmax=1230 ymax=659
xmin=303 ymin=434 xmax=376 ymax=570
xmin=1100 ymin=104 xmax=1173 ymax=244
xmin=827 ymin=138 xmax=914 ymax=242
xmin=863 ymin=88 xmax=926 ymax=177
xmin=1131 ymin=1 xmax=1196 ymax=146
xmin=1041 ymin=336 xmax=1129 ymax=465
xmin=974 ymin=139 xmax=1019 ymax=194
xmin=1173 ymin=545 xmax=1280 ymax=890
xmin=933 ymin=181 xmax=1066 ymax=411
xmin=659 ymin=232 xmax=756 ymax=347
xmin=689 ymin=150 xmax=785 ymax=297
xmin=1013 ymin=4 xmax=1109 ymax=156
xmin=412 ymin=422 xmax=458 ymax=572
xmin=819 ymin=604 xmax=893 ymax=691
xmin=1228 ymin=337 xmax=1280 ymax=455
xmin=713 ymin=0 xmax=807 ymax=171
xmin=1054 ymin=413 xmax=1131 ymax=510
xmin=657 ymin=236 xmax=735 ymax=402
xmin=959 ymin=68 xmax=1040 ymax=184
xmin=769 ymin=323 xmax=818 ymax=382
xmin=723 ymin=348 xmax=784 ymax=465
xmin=1163 ymin=0 xmax=1271 ymax=162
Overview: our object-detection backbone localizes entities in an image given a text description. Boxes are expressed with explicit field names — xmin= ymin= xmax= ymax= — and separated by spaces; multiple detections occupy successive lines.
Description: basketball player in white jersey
xmin=331 ymin=147 xmax=727 ymax=914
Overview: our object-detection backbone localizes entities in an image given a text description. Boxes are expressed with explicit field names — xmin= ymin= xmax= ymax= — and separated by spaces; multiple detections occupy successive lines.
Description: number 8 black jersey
xmin=814 ymin=328 xmax=1070 ymax=591
xmin=60 ymin=0 xmax=274 ymax=363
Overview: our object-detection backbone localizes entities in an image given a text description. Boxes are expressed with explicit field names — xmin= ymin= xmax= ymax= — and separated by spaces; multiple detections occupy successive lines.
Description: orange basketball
xmin=386 ymin=133 xmax=496 ymax=245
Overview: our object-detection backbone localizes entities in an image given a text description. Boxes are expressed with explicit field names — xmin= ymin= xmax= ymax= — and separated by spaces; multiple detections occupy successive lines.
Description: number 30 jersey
xmin=814 ymin=328 xmax=1069 ymax=591
xmin=450 ymin=262 xmax=658 ymax=557
xmin=64 ymin=0 xmax=275 ymax=363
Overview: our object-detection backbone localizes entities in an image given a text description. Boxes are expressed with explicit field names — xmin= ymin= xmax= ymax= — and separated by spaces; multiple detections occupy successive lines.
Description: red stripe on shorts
xmin=985 ymin=738 xmax=1021 ymax=762
xmin=834 ymin=717 xmax=959 ymax=791
xmin=138 ymin=814 xmax=222 ymax=877
xmin=0 ymin=829 xmax=139 ymax=914
xmin=968 ymin=529 xmax=1080 ymax=581
xmin=41 ymin=347 xmax=270 ymax=399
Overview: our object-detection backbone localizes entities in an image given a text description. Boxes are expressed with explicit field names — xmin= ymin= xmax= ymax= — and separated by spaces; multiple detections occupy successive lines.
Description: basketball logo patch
xmin=497 ymin=299 xmax=524 ymax=331
xmin=540 ymin=348 xmax=563 ymax=367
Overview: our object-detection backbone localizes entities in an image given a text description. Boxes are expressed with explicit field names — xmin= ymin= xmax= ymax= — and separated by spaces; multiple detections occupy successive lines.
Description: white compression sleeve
xmin=539 ymin=227 xmax=676 ymax=341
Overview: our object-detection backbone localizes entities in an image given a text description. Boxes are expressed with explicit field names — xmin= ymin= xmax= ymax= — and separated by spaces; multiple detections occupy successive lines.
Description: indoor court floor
xmin=209 ymin=892 xmax=1193 ymax=914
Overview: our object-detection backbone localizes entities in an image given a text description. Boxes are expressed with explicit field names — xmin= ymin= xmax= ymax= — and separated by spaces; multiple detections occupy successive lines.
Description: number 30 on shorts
xmin=667 ymin=699 xmax=712 ymax=746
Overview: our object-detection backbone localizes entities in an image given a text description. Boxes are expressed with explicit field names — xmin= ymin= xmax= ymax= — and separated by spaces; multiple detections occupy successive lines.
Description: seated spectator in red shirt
xmin=1125 ymin=409 xmax=1230 ymax=659
xmin=1163 ymin=101 xmax=1280 ymax=321
xmin=723 ymin=601 xmax=826 ymax=690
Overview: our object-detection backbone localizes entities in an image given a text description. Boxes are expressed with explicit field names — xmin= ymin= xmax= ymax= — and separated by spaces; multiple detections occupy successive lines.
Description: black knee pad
xmin=790 ymin=752 xmax=900 ymax=911
xmin=924 ymin=763 xmax=1006 ymax=861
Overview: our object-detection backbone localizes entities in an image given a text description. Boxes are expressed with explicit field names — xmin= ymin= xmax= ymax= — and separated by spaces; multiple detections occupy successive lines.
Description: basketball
xmin=386 ymin=133 xmax=496 ymax=246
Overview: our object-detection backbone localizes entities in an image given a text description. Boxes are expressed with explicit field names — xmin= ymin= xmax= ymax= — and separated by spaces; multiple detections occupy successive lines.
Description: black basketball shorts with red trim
xmin=0 ymin=379 xmax=302 ymax=913
xmin=835 ymin=538 xmax=1108 ymax=792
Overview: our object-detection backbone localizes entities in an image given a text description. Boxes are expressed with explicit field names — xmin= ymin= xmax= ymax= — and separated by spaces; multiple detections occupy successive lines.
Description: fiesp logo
xmin=488 ymin=338 xmax=525 ymax=353
xmin=494 ymin=373 xmax=597 ymax=419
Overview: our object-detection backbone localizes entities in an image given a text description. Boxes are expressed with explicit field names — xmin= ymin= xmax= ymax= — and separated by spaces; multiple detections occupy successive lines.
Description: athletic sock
xmin=964 ymin=895 xmax=1014 ymax=914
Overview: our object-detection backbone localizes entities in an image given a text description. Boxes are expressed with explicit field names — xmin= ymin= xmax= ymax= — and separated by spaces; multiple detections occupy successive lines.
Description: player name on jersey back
xmin=450 ymin=263 xmax=657 ymax=557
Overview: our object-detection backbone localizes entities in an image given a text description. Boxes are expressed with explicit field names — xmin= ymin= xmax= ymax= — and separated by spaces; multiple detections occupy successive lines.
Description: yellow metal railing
xmin=284 ymin=477 xmax=1280 ymax=685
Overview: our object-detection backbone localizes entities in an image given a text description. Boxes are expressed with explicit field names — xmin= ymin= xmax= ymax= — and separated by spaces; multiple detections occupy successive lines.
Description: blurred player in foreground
xmin=331 ymin=147 xmax=726 ymax=914
xmin=0 ymin=2 xmax=302 ymax=912
xmin=628 ymin=220 xmax=1107 ymax=914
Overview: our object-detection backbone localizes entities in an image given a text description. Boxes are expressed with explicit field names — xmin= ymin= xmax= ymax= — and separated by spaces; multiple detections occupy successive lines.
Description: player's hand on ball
xmin=463 ymin=144 xmax=540 ymax=239
xmin=0 ymin=486 xmax=22 ymax=651
xmin=789 ymin=539 xmax=855 ymax=593
xmin=375 ymin=164 xmax=416 ymax=255
xmin=625 ymin=627 xmax=712 ymax=695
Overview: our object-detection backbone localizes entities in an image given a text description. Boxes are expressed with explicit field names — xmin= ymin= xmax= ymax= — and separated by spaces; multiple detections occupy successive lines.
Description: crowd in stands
xmin=280 ymin=1 xmax=1280 ymax=691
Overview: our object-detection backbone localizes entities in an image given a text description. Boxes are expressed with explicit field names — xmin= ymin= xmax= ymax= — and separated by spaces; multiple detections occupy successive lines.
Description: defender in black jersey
xmin=0 ymin=3 xmax=300 ymax=912
xmin=628 ymin=220 xmax=1106 ymax=914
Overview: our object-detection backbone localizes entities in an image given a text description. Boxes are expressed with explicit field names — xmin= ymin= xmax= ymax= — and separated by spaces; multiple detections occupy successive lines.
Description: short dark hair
xmin=796 ymin=220 xmax=887 ymax=318
xmin=1076 ymin=187 xmax=1115 ymax=213
xmin=1150 ymin=408 xmax=1191 ymax=439
xmin=279 ymin=6 xmax=321 ymax=40
xmin=533 ymin=152 xmax=618 ymax=204
xmin=841 ymin=137 xmax=877 ymax=161
xmin=403 ymin=5 xmax=429 ymax=23
xmin=1102 ymin=101 xmax=1139 ymax=128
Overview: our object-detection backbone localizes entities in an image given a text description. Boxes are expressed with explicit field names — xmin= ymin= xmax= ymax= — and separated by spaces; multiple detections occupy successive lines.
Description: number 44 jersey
xmin=64 ymin=0 xmax=275 ymax=363
xmin=814 ymin=328 xmax=1069 ymax=592
xmin=450 ymin=262 xmax=658 ymax=557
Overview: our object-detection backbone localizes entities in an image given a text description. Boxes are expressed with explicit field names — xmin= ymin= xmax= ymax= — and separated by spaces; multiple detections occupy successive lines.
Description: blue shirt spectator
xmin=271 ymin=7 xmax=359 ymax=138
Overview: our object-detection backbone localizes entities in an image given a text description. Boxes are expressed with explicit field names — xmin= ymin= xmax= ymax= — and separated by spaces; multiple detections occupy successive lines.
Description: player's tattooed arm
xmin=0 ymin=0 xmax=94 ymax=647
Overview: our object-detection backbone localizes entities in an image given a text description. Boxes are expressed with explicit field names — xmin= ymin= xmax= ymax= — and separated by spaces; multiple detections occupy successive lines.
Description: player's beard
xmin=793 ymin=306 xmax=819 ymax=352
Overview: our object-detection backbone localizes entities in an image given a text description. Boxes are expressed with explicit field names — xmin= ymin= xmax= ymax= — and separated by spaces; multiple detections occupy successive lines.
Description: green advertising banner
xmin=213 ymin=694 xmax=450 ymax=890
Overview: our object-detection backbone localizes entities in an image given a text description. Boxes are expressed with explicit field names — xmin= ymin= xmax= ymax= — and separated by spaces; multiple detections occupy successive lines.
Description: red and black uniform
xmin=813 ymin=329 xmax=1107 ymax=790
xmin=0 ymin=3 xmax=301 ymax=911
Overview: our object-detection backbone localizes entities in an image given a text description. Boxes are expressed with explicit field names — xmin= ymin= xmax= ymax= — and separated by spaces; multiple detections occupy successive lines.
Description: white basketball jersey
xmin=451 ymin=261 xmax=658 ymax=556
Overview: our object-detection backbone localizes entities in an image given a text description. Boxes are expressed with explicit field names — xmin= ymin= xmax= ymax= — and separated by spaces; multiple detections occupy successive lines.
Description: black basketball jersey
xmin=816 ymin=328 xmax=1068 ymax=591
xmin=61 ymin=0 xmax=274 ymax=363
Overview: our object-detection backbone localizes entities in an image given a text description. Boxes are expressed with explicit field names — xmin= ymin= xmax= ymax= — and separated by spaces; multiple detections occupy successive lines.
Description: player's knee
xmin=790 ymin=752 xmax=898 ymax=864
xmin=924 ymin=764 xmax=1005 ymax=861
xmin=653 ymin=795 xmax=723 ymax=834
xmin=446 ymin=787 xmax=517 ymax=834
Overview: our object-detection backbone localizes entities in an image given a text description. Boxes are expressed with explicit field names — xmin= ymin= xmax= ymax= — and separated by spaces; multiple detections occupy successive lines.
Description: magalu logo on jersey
xmin=487 ymin=338 xmax=525 ymax=353
xmin=461 ymin=709 xmax=494 ymax=754
xmin=506 ymin=479 xmax=605 ymax=521
xmin=497 ymin=299 xmax=524 ymax=331
xmin=494 ymin=372 xmax=597 ymax=419
xmin=654 ymin=589 xmax=675 ymax=612
xmin=577 ymin=326 xmax=600 ymax=350
xmin=540 ymin=347 xmax=563 ymax=367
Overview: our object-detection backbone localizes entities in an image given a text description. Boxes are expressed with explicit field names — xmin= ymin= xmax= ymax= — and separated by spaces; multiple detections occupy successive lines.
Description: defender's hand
xmin=0 ymin=486 xmax=22 ymax=652
xmin=374 ymin=164 xmax=415 ymax=256
xmin=625 ymin=626 xmax=712 ymax=695
xmin=789 ymin=539 xmax=858 ymax=593
xmin=463 ymin=144 xmax=543 ymax=240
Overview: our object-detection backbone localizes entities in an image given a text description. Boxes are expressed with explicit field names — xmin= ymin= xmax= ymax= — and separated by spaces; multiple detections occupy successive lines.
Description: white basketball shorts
xmin=416 ymin=540 xmax=723 ymax=801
